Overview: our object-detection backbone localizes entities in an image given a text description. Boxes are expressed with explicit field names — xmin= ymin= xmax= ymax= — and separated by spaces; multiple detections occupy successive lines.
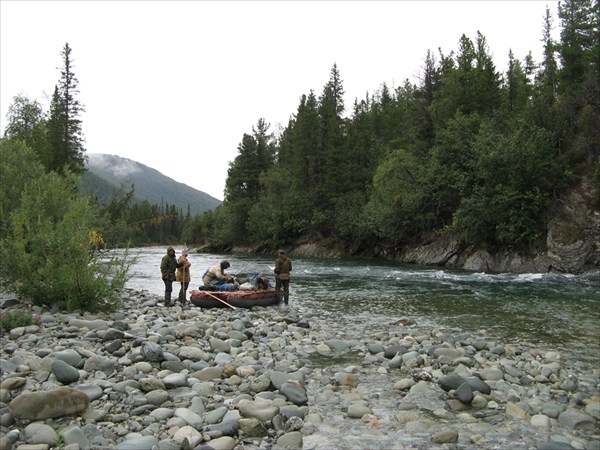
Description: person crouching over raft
xmin=202 ymin=260 xmax=233 ymax=287
xmin=176 ymin=247 xmax=191 ymax=304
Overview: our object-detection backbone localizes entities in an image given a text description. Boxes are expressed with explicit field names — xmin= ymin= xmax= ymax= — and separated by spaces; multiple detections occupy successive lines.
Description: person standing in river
xmin=160 ymin=246 xmax=183 ymax=306
xmin=176 ymin=247 xmax=191 ymax=304
xmin=274 ymin=249 xmax=292 ymax=305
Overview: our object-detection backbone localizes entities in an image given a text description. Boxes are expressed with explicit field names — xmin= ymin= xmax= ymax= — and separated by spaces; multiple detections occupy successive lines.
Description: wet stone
xmin=0 ymin=287 xmax=597 ymax=450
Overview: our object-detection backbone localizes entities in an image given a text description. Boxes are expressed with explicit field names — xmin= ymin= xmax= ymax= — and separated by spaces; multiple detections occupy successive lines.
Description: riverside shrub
xmin=0 ymin=171 xmax=133 ymax=312
xmin=0 ymin=310 xmax=38 ymax=332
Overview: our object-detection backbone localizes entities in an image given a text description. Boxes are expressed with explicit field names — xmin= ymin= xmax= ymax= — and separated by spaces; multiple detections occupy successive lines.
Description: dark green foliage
xmin=46 ymin=43 xmax=86 ymax=175
xmin=504 ymin=49 xmax=530 ymax=114
xmin=0 ymin=310 xmax=39 ymax=332
xmin=454 ymin=120 xmax=557 ymax=246
xmin=208 ymin=6 xmax=596 ymax=254
xmin=557 ymin=0 xmax=597 ymax=94
xmin=223 ymin=119 xmax=276 ymax=243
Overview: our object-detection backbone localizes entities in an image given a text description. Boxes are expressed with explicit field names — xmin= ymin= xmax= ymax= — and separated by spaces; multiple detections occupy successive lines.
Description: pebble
xmin=0 ymin=288 xmax=598 ymax=449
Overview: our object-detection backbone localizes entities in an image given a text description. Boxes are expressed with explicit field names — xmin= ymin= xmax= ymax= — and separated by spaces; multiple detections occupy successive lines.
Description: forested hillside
xmin=81 ymin=153 xmax=221 ymax=216
xmin=206 ymin=2 xmax=599 ymax=264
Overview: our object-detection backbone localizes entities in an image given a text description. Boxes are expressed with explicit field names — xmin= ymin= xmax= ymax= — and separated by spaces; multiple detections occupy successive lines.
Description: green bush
xmin=0 ymin=310 xmax=38 ymax=332
xmin=0 ymin=140 xmax=46 ymax=228
xmin=0 ymin=171 xmax=133 ymax=312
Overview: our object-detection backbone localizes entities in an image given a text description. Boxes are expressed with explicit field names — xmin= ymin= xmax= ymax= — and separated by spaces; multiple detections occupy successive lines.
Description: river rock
xmin=102 ymin=327 xmax=126 ymax=341
xmin=179 ymin=346 xmax=209 ymax=361
xmin=530 ymin=414 xmax=552 ymax=429
xmin=23 ymin=423 xmax=58 ymax=446
xmin=204 ymin=406 xmax=228 ymax=424
xmin=280 ymin=381 xmax=308 ymax=406
xmin=114 ymin=435 xmax=159 ymax=450
xmin=52 ymin=349 xmax=83 ymax=367
xmin=558 ymin=408 xmax=597 ymax=430
xmin=585 ymin=399 xmax=600 ymax=419
xmin=393 ymin=378 xmax=416 ymax=390
xmin=454 ymin=382 xmax=474 ymax=404
xmin=432 ymin=429 xmax=459 ymax=444
xmin=270 ymin=370 xmax=304 ymax=389
xmin=439 ymin=373 xmax=467 ymax=391
xmin=175 ymin=407 xmax=204 ymax=427
xmin=1 ymin=376 xmax=27 ymax=391
xmin=9 ymin=387 xmax=90 ymax=420
xmin=193 ymin=366 xmax=223 ymax=381
xmin=465 ymin=376 xmax=491 ymax=394
xmin=173 ymin=425 xmax=202 ymax=448
xmin=347 ymin=404 xmax=372 ymax=418
xmin=325 ymin=339 xmax=359 ymax=352
xmin=209 ymin=337 xmax=231 ymax=353
xmin=239 ymin=417 xmax=268 ymax=437
xmin=67 ymin=318 xmax=109 ymax=330
xmin=237 ymin=398 xmax=279 ymax=422
xmin=60 ymin=424 xmax=90 ymax=448
xmin=479 ymin=367 xmax=504 ymax=381
xmin=83 ymin=354 xmax=117 ymax=374
xmin=506 ymin=401 xmax=530 ymax=420
xmin=51 ymin=359 xmax=80 ymax=384
xmin=205 ymin=436 xmax=236 ymax=450
xmin=141 ymin=341 xmax=164 ymax=362
xmin=163 ymin=372 xmax=187 ymax=388
xmin=276 ymin=431 xmax=303 ymax=449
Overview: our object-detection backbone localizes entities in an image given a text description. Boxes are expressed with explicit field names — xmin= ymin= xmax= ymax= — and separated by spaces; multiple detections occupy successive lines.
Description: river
xmin=119 ymin=247 xmax=599 ymax=369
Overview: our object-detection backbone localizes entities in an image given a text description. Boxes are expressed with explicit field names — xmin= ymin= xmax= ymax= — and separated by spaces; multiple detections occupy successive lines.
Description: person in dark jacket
xmin=274 ymin=249 xmax=292 ymax=305
xmin=160 ymin=246 xmax=183 ymax=306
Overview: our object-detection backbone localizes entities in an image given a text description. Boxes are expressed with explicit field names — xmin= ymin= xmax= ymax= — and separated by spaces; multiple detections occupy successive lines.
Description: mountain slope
xmin=81 ymin=153 xmax=221 ymax=215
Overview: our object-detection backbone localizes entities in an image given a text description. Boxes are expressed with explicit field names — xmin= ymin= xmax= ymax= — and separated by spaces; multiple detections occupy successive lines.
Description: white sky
xmin=1 ymin=0 xmax=560 ymax=201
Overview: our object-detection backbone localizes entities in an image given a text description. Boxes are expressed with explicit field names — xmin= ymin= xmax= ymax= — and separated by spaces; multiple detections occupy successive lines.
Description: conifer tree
xmin=416 ymin=50 xmax=440 ymax=151
xmin=47 ymin=43 xmax=86 ymax=175
xmin=318 ymin=64 xmax=347 ymax=201
xmin=504 ymin=49 xmax=529 ymax=113
xmin=536 ymin=8 xmax=559 ymax=108
xmin=557 ymin=0 xmax=597 ymax=93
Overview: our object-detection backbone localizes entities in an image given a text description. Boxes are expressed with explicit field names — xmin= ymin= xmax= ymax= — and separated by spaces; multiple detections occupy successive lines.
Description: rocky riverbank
xmin=1 ymin=290 xmax=599 ymax=450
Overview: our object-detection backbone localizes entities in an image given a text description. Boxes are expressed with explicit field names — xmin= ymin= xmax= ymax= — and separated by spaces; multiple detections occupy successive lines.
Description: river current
xmin=118 ymin=247 xmax=599 ymax=369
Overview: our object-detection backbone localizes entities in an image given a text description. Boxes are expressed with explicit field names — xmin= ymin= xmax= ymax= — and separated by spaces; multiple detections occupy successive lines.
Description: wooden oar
xmin=204 ymin=291 xmax=236 ymax=310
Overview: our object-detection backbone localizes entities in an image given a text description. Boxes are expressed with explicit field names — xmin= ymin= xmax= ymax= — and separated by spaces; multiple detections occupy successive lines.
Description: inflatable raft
xmin=190 ymin=288 xmax=280 ymax=308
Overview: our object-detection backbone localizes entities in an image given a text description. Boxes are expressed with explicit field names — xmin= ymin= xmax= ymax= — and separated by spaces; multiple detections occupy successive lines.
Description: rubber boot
xmin=165 ymin=291 xmax=172 ymax=306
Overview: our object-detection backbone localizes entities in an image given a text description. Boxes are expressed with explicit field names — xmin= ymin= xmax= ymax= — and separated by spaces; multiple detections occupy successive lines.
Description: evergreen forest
xmin=210 ymin=2 xmax=599 ymax=255
xmin=2 ymin=2 xmax=599 ymax=263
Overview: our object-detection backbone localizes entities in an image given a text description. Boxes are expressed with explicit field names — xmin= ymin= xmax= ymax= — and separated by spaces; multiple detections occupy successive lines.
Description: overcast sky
xmin=1 ymin=1 xmax=560 ymax=200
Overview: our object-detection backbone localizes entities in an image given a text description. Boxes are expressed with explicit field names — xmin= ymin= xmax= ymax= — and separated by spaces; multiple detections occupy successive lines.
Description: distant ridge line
xmin=82 ymin=153 xmax=222 ymax=216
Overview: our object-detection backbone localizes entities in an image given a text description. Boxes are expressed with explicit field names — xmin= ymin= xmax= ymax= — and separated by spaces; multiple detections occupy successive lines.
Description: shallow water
xmin=117 ymin=247 xmax=600 ymax=367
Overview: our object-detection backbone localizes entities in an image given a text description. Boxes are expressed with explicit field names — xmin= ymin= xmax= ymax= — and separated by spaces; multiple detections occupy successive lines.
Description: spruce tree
xmin=504 ymin=49 xmax=529 ymax=113
xmin=318 ymin=64 xmax=346 ymax=201
xmin=47 ymin=43 xmax=86 ymax=175
xmin=557 ymin=0 xmax=597 ymax=94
